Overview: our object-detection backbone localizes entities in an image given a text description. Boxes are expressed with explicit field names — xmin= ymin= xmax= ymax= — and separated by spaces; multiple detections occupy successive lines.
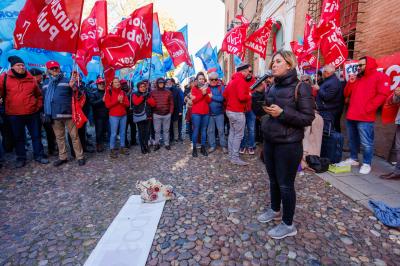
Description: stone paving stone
xmin=0 ymin=141 xmax=400 ymax=265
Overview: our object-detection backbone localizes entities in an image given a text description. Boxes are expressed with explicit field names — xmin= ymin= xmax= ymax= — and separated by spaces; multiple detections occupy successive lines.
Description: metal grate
xmin=307 ymin=0 xmax=363 ymax=59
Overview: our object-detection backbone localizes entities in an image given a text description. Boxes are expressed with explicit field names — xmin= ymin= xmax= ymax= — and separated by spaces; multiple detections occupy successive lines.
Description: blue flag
xmin=0 ymin=0 xmax=26 ymax=41
xmin=131 ymin=56 xmax=165 ymax=87
xmin=152 ymin=13 xmax=163 ymax=55
xmin=234 ymin=55 xmax=243 ymax=67
xmin=163 ymin=56 xmax=174 ymax=72
xmin=178 ymin=25 xmax=189 ymax=49
xmin=175 ymin=55 xmax=195 ymax=83
xmin=195 ymin=42 xmax=214 ymax=70
xmin=212 ymin=47 xmax=224 ymax=78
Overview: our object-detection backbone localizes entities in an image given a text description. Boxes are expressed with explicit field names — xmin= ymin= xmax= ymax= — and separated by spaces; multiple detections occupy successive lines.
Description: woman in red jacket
xmin=104 ymin=77 xmax=130 ymax=158
xmin=132 ymin=81 xmax=156 ymax=154
xmin=191 ymin=72 xmax=211 ymax=157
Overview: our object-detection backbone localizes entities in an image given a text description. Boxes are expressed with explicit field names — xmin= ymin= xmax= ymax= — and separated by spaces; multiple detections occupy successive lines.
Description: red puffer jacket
xmin=344 ymin=56 xmax=391 ymax=122
xmin=223 ymin=72 xmax=252 ymax=112
xmin=191 ymin=86 xmax=211 ymax=115
xmin=104 ymin=86 xmax=130 ymax=116
xmin=0 ymin=70 xmax=43 ymax=115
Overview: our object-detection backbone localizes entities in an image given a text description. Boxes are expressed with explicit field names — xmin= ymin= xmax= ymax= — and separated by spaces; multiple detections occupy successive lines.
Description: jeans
xmin=207 ymin=114 xmax=226 ymax=148
xmin=192 ymin=114 xmax=209 ymax=147
xmin=226 ymin=111 xmax=245 ymax=160
xmin=8 ymin=112 xmax=44 ymax=161
xmin=346 ymin=120 xmax=374 ymax=165
xmin=109 ymin=115 xmax=127 ymax=149
xmin=264 ymin=141 xmax=303 ymax=225
xmin=153 ymin=113 xmax=171 ymax=146
xmin=137 ymin=119 xmax=151 ymax=150
xmin=241 ymin=111 xmax=256 ymax=148
xmin=94 ymin=116 xmax=109 ymax=145
xmin=396 ymin=125 xmax=400 ymax=173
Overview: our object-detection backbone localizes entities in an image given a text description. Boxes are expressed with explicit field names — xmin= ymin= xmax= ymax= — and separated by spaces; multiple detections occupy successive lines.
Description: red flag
xmin=221 ymin=24 xmax=248 ymax=58
xmin=14 ymin=0 xmax=84 ymax=53
xmin=104 ymin=67 xmax=116 ymax=86
xmin=290 ymin=41 xmax=318 ymax=69
xmin=303 ymin=15 xmax=318 ymax=54
xmin=319 ymin=23 xmax=348 ymax=67
xmin=162 ymin=31 xmax=192 ymax=67
xmin=235 ymin=15 xmax=249 ymax=25
xmin=316 ymin=0 xmax=340 ymax=39
xmin=75 ymin=0 xmax=107 ymax=76
xmin=99 ymin=35 xmax=137 ymax=69
xmin=244 ymin=18 xmax=274 ymax=58
xmin=110 ymin=3 xmax=153 ymax=61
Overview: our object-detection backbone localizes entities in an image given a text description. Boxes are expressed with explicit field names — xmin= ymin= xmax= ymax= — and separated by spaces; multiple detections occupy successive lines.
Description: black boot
xmin=192 ymin=147 xmax=198 ymax=157
xmin=153 ymin=144 xmax=161 ymax=151
xmin=145 ymin=144 xmax=151 ymax=153
xmin=200 ymin=146 xmax=208 ymax=156
xmin=141 ymin=145 xmax=147 ymax=154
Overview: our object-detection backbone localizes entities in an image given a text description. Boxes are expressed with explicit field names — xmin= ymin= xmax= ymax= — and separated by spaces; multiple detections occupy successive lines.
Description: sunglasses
xmin=303 ymin=79 xmax=311 ymax=82
xmin=50 ymin=67 xmax=59 ymax=71
xmin=358 ymin=64 xmax=365 ymax=67
xmin=210 ymin=79 xmax=218 ymax=81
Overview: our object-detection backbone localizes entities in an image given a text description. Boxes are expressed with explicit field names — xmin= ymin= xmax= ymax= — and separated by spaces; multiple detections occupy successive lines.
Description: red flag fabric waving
xmin=14 ymin=0 xmax=84 ymax=53
xmin=316 ymin=0 xmax=341 ymax=39
xmin=99 ymin=35 xmax=138 ymax=69
xmin=235 ymin=15 xmax=249 ymax=25
xmin=75 ymin=0 xmax=107 ymax=76
xmin=244 ymin=18 xmax=274 ymax=59
xmin=110 ymin=3 xmax=153 ymax=61
xmin=319 ymin=23 xmax=348 ymax=67
xmin=303 ymin=15 xmax=318 ymax=54
xmin=290 ymin=41 xmax=318 ymax=69
xmin=162 ymin=31 xmax=192 ymax=67
xmin=221 ymin=24 xmax=248 ymax=58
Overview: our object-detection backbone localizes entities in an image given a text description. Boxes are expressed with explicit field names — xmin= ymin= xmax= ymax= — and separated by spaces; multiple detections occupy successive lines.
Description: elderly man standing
xmin=314 ymin=65 xmax=343 ymax=132
xmin=0 ymin=56 xmax=48 ymax=168
xmin=223 ymin=63 xmax=252 ymax=165
xmin=43 ymin=61 xmax=85 ymax=167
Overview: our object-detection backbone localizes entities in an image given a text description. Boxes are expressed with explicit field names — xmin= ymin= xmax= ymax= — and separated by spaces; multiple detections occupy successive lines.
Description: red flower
xmin=153 ymin=186 xmax=160 ymax=192
xmin=150 ymin=193 xmax=158 ymax=201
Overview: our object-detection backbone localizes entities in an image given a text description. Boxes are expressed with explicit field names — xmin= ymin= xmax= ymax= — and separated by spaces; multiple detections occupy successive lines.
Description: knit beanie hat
xmin=236 ymin=63 xmax=250 ymax=72
xmin=8 ymin=56 xmax=24 ymax=67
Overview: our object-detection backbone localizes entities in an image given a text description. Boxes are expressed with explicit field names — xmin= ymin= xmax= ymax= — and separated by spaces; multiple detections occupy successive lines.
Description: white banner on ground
xmin=84 ymin=195 xmax=165 ymax=266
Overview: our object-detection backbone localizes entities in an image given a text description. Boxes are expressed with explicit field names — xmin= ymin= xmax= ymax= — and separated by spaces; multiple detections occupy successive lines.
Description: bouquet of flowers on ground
xmin=136 ymin=178 xmax=175 ymax=203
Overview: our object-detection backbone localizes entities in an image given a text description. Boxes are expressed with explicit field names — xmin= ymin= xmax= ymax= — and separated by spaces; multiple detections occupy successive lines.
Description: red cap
xmin=46 ymin=60 xmax=60 ymax=69
xmin=120 ymin=79 xmax=128 ymax=84
xmin=96 ymin=77 xmax=105 ymax=84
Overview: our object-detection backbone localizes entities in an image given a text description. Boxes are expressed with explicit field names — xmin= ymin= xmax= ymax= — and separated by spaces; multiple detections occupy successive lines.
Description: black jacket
xmin=168 ymin=85 xmax=183 ymax=121
xmin=252 ymin=89 xmax=267 ymax=117
xmin=89 ymin=89 xmax=108 ymax=118
xmin=262 ymin=69 xmax=315 ymax=144
xmin=316 ymin=74 xmax=343 ymax=113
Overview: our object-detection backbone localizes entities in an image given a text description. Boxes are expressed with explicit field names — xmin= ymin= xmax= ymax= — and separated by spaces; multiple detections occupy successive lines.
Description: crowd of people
xmin=0 ymin=49 xmax=396 ymax=239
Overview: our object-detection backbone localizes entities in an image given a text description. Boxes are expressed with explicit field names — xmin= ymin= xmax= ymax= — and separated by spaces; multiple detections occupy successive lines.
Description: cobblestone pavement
xmin=1 ymin=140 xmax=400 ymax=266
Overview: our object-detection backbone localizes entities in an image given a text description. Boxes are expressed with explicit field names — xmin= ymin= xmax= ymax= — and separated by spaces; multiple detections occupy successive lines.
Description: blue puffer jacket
xmin=42 ymin=76 xmax=73 ymax=119
xmin=316 ymin=74 xmax=343 ymax=113
xmin=209 ymin=85 xmax=225 ymax=115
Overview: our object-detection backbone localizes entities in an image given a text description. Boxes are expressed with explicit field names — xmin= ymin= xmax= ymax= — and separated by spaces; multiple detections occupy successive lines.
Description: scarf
xmin=44 ymin=74 xmax=63 ymax=116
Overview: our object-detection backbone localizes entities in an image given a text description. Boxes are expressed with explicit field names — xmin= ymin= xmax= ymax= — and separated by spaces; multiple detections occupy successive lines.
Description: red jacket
xmin=191 ymin=86 xmax=211 ymax=115
xmin=344 ymin=56 xmax=391 ymax=122
xmin=132 ymin=94 xmax=156 ymax=107
xmin=104 ymin=86 xmax=129 ymax=116
xmin=0 ymin=70 xmax=43 ymax=115
xmin=223 ymin=72 xmax=252 ymax=112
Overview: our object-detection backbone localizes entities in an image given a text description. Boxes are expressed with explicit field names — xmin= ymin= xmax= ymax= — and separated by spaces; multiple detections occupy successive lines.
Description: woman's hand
xmin=263 ymin=104 xmax=283 ymax=118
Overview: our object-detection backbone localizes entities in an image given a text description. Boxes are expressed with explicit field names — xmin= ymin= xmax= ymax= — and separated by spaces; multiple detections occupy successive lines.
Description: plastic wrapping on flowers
xmin=136 ymin=178 xmax=175 ymax=203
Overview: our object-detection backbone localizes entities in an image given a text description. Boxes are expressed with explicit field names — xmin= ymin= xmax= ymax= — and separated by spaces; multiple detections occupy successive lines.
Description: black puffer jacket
xmin=262 ymin=69 xmax=315 ymax=144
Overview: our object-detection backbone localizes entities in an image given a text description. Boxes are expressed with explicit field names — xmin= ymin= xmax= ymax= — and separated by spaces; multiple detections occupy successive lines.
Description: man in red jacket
xmin=343 ymin=56 xmax=391 ymax=174
xmin=0 ymin=56 xmax=49 ymax=168
xmin=223 ymin=63 xmax=252 ymax=165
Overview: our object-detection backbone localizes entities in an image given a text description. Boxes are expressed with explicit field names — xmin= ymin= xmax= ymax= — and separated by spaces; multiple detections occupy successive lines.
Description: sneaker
xmin=110 ymin=149 xmax=118 ymax=159
xmin=268 ymin=222 xmax=297 ymax=239
xmin=359 ymin=163 xmax=371 ymax=174
xmin=342 ymin=158 xmax=360 ymax=166
xmin=230 ymin=158 xmax=249 ymax=166
xmin=208 ymin=147 xmax=216 ymax=154
xmin=248 ymin=147 xmax=255 ymax=155
xmin=239 ymin=147 xmax=246 ymax=154
xmin=257 ymin=209 xmax=281 ymax=223
xmin=192 ymin=148 xmax=198 ymax=157
xmin=120 ymin=147 xmax=130 ymax=155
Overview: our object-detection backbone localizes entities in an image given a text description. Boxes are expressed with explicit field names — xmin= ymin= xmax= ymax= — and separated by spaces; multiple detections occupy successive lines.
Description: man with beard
xmin=342 ymin=56 xmax=391 ymax=174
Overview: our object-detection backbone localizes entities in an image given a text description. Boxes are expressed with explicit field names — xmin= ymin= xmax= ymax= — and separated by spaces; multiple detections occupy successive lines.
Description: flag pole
xmin=315 ymin=43 xmax=321 ymax=85
xmin=148 ymin=56 xmax=153 ymax=81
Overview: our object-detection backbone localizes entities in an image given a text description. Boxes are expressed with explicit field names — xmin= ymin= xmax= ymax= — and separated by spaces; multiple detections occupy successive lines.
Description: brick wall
xmin=354 ymin=0 xmax=400 ymax=59
xmin=293 ymin=0 xmax=309 ymax=42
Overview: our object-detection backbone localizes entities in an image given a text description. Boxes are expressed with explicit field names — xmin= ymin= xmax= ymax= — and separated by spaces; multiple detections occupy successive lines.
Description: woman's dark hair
xmin=196 ymin=72 xmax=205 ymax=80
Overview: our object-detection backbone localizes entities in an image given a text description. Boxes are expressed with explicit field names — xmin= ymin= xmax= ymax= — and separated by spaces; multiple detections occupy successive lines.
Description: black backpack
xmin=306 ymin=155 xmax=330 ymax=173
